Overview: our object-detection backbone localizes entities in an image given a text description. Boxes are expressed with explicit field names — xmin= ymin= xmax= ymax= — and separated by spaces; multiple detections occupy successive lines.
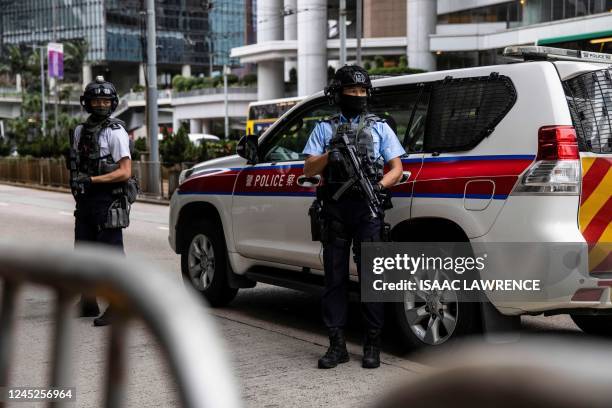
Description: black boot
xmin=362 ymin=328 xmax=381 ymax=369
xmin=93 ymin=307 xmax=114 ymax=327
xmin=77 ymin=296 xmax=100 ymax=317
xmin=318 ymin=328 xmax=350 ymax=369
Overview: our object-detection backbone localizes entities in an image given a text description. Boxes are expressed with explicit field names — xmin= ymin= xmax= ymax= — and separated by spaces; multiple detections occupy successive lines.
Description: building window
xmin=438 ymin=0 xmax=612 ymax=28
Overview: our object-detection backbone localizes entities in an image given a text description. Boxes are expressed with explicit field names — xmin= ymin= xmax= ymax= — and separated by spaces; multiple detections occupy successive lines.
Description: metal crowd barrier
xmin=0 ymin=243 xmax=241 ymax=408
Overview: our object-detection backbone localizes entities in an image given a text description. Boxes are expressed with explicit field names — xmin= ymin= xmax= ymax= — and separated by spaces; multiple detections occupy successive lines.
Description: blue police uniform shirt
xmin=302 ymin=114 xmax=406 ymax=163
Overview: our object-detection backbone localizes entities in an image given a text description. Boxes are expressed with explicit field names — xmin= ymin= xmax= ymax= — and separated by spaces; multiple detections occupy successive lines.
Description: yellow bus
xmin=246 ymin=97 xmax=304 ymax=135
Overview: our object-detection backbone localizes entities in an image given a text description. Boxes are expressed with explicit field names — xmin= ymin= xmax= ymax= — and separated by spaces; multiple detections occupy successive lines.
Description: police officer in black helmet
xmin=73 ymin=76 xmax=132 ymax=326
xmin=303 ymin=66 xmax=405 ymax=369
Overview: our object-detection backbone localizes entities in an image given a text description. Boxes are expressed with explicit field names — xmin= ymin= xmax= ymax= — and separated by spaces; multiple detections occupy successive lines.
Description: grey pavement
xmin=0 ymin=184 xmax=586 ymax=407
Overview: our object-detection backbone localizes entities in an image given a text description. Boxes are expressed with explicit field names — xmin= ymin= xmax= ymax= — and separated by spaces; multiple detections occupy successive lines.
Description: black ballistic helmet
xmin=324 ymin=65 xmax=372 ymax=105
xmin=80 ymin=76 xmax=119 ymax=114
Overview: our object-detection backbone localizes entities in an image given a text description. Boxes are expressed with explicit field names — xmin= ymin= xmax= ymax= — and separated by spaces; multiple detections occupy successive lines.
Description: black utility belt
xmin=317 ymin=183 xmax=379 ymax=201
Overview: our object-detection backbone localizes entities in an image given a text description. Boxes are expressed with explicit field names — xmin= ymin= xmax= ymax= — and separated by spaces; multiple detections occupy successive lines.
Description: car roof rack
xmin=503 ymin=46 xmax=612 ymax=64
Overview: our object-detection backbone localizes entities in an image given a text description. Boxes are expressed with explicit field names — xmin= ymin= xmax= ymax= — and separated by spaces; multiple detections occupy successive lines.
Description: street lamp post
xmin=356 ymin=0 xmax=363 ymax=65
xmin=31 ymin=45 xmax=47 ymax=138
xmin=52 ymin=0 xmax=59 ymax=141
xmin=339 ymin=0 xmax=347 ymax=66
xmin=223 ymin=64 xmax=229 ymax=140
xmin=146 ymin=0 xmax=161 ymax=195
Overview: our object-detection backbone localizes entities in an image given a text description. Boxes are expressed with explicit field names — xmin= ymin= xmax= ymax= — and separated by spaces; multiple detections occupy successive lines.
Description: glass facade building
xmin=210 ymin=0 xmax=245 ymax=66
xmin=438 ymin=0 xmax=612 ymax=28
xmin=0 ymin=0 xmax=247 ymax=68
xmin=0 ymin=0 xmax=106 ymax=61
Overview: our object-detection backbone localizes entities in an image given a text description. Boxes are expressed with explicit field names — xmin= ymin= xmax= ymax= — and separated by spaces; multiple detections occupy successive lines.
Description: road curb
xmin=0 ymin=181 xmax=171 ymax=206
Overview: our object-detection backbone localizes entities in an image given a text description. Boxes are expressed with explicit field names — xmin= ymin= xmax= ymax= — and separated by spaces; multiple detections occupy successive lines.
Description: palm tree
xmin=63 ymin=40 xmax=88 ymax=83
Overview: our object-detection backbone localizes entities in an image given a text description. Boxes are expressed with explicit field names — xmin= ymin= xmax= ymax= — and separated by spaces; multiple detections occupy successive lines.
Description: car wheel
xmin=393 ymin=282 xmax=479 ymax=349
xmin=391 ymin=242 xmax=480 ymax=350
xmin=570 ymin=314 xmax=612 ymax=337
xmin=181 ymin=220 xmax=238 ymax=307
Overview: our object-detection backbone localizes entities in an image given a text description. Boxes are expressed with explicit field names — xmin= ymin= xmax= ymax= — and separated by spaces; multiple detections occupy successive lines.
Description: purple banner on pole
xmin=47 ymin=43 xmax=64 ymax=79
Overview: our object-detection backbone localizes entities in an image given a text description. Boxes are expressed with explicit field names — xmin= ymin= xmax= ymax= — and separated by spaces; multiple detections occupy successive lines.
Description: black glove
xmin=373 ymin=182 xmax=393 ymax=210
xmin=75 ymin=174 xmax=92 ymax=194
xmin=74 ymin=174 xmax=91 ymax=187
xmin=372 ymin=182 xmax=384 ymax=195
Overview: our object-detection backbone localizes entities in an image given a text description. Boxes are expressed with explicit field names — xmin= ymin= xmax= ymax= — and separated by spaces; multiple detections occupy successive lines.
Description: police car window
xmin=262 ymin=101 xmax=338 ymax=163
xmin=370 ymin=85 xmax=430 ymax=154
xmin=425 ymin=74 xmax=517 ymax=152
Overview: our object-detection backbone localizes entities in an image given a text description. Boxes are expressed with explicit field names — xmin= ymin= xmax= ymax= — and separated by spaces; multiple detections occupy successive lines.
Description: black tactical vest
xmin=322 ymin=113 xmax=384 ymax=200
xmin=77 ymin=118 xmax=125 ymax=176
xmin=77 ymin=117 xmax=126 ymax=195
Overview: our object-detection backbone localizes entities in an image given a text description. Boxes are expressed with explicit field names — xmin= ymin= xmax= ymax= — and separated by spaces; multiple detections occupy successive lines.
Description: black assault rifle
xmin=329 ymin=124 xmax=383 ymax=219
xmin=68 ymin=130 xmax=86 ymax=197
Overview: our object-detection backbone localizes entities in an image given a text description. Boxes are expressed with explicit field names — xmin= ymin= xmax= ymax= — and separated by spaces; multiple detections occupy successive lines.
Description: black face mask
xmin=91 ymin=107 xmax=111 ymax=119
xmin=339 ymin=94 xmax=367 ymax=118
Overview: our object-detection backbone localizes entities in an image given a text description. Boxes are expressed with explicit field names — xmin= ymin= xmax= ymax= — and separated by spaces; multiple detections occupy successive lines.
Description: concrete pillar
xmin=15 ymin=74 xmax=22 ymax=93
xmin=201 ymin=119 xmax=212 ymax=135
xmin=82 ymin=63 xmax=92 ymax=89
xmin=407 ymin=0 xmax=437 ymax=72
xmin=257 ymin=0 xmax=285 ymax=100
xmin=173 ymin=117 xmax=181 ymax=134
xmin=258 ymin=61 xmax=285 ymax=101
xmin=297 ymin=0 xmax=327 ymax=97
xmin=139 ymin=63 xmax=146 ymax=87
xmin=189 ymin=119 xmax=202 ymax=134
xmin=284 ymin=0 xmax=298 ymax=82
xmin=181 ymin=64 xmax=192 ymax=77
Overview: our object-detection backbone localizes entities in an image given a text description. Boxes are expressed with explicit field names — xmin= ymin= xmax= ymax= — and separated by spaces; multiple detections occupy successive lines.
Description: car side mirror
xmin=237 ymin=135 xmax=259 ymax=164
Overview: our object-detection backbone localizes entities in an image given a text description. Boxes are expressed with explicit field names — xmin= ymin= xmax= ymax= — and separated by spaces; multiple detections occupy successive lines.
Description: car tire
xmin=393 ymin=290 xmax=479 ymax=350
xmin=570 ymin=314 xmax=612 ymax=337
xmin=390 ymin=243 xmax=480 ymax=350
xmin=181 ymin=219 xmax=238 ymax=307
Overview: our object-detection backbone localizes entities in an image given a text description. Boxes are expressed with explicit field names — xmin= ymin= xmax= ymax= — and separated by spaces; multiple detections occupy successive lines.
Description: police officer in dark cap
xmin=303 ymin=66 xmax=405 ymax=369
xmin=71 ymin=76 xmax=133 ymax=326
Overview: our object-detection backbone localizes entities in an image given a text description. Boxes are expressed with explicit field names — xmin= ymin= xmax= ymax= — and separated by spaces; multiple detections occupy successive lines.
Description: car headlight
xmin=178 ymin=169 xmax=190 ymax=185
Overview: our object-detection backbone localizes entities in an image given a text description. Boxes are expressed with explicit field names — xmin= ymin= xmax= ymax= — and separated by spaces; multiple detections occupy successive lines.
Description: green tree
xmin=63 ymin=40 xmax=88 ymax=83
xmin=241 ymin=73 xmax=258 ymax=86
xmin=374 ymin=55 xmax=385 ymax=68
xmin=159 ymin=126 xmax=197 ymax=166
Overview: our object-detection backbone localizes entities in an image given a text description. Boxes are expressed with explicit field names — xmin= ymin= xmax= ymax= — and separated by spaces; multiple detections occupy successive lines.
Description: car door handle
xmin=297 ymin=175 xmax=321 ymax=187
xmin=396 ymin=171 xmax=412 ymax=185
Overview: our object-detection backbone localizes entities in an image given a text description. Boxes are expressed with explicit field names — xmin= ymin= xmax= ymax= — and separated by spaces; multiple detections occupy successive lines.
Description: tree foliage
xmin=158 ymin=126 xmax=237 ymax=166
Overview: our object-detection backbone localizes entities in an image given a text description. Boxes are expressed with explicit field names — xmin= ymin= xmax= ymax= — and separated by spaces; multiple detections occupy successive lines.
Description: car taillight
xmin=537 ymin=126 xmax=579 ymax=160
xmin=512 ymin=126 xmax=580 ymax=195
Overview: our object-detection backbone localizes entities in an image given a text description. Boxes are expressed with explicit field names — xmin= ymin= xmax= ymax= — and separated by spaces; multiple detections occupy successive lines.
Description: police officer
xmin=72 ymin=76 xmax=132 ymax=327
xmin=303 ymin=66 xmax=405 ymax=369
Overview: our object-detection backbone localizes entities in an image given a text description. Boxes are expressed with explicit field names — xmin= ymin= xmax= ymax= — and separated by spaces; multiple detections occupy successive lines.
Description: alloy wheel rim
xmin=403 ymin=272 xmax=459 ymax=346
xmin=187 ymin=234 xmax=215 ymax=291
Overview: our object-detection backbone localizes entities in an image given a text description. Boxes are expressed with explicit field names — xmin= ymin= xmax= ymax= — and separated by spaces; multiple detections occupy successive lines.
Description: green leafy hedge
xmin=367 ymin=66 xmax=426 ymax=76
xmin=171 ymin=73 xmax=253 ymax=92
xmin=158 ymin=127 xmax=238 ymax=166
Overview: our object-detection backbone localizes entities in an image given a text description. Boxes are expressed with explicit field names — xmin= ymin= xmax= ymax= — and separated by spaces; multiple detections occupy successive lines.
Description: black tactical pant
xmin=74 ymin=193 xmax=124 ymax=252
xmin=322 ymin=198 xmax=384 ymax=330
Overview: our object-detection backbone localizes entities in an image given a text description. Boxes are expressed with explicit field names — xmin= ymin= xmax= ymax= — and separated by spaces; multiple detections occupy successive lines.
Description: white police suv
xmin=169 ymin=47 xmax=611 ymax=348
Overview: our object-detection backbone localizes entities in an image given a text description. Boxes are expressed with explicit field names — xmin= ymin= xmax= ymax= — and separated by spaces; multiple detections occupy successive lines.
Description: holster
xmin=308 ymin=199 xmax=323 ymax=241
xmin=110 ymin=177 xmax=140 ymax=204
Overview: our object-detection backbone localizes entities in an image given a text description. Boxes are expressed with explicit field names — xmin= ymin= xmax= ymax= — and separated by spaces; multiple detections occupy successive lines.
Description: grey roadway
xmin=0 ymin=184 xmax=588 ymax=408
